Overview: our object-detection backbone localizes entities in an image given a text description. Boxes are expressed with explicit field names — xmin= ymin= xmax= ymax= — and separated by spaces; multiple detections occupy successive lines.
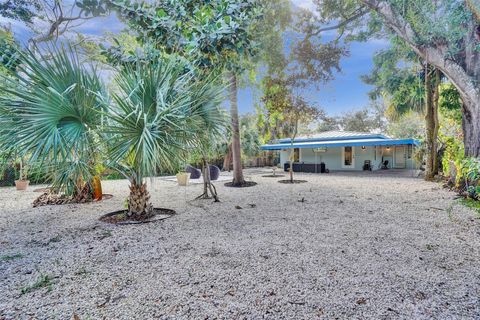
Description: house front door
xmin=394 ymin=146 xmax=406 ymax=168
xmin=342 ymin=146 xmax=355 ymax=169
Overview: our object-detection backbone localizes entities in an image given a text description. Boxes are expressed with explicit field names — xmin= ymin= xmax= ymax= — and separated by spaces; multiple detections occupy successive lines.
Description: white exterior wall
xmin=279 ymin=145 xmax=416 ymax=171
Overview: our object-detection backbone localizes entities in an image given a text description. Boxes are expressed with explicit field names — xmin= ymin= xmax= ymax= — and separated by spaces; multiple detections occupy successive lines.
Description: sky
xmin=1 ymin=0 xmax=389 ymax=116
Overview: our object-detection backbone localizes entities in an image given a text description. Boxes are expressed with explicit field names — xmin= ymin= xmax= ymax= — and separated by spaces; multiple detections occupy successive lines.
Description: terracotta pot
xmin=15 ymin=180 xmax=30 ymax=191
xmin=176 ymin=172 xmax=191 ymax=186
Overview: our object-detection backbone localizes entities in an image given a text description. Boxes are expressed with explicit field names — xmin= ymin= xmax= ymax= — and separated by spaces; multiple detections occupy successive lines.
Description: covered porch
xmin=261 ymin=138 xmax=420 ymax=173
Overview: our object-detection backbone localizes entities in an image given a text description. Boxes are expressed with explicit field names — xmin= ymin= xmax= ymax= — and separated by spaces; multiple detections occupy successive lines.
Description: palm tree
xmin=0 ymin=45 xmax=105 ymax=197
xmin=103 ymin=55 xmax=225 ymax=218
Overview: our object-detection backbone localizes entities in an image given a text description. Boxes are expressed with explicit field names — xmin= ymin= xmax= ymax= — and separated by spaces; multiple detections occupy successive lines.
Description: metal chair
xmin=381 ymin=160 xmax=389 ymax=169
xmin=363 ymin=160 xmax=372 ymax=171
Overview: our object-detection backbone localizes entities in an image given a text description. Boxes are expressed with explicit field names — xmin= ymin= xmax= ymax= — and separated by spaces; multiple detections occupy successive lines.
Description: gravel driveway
xmin=1 ymin=169 xmax=479 ymax=319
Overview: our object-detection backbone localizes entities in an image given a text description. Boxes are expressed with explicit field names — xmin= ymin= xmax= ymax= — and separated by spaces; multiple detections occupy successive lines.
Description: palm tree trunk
xmin=229 ymin=72 xmax=245 ymax=185
xmin=128 ymin=180 xmax=153 ymax=218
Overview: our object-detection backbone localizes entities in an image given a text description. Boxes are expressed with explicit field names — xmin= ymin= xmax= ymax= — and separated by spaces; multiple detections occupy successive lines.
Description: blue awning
xmin=260 ymin=138 xmax=420 ymax=150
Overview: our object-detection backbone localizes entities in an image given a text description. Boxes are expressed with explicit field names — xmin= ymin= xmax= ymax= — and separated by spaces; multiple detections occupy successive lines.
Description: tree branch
xmin=361 ymin=0 xmax=480 ymax=113
xmin=312 ymin=8 xmax=368 ymax=35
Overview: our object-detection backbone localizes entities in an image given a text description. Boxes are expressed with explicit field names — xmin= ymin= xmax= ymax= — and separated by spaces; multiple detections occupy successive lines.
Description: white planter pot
xmin=176 ymin=172 xmax=191 ymax=186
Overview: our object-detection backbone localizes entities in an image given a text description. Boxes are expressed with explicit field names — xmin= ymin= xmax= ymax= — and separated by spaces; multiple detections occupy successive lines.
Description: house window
xmin=407 ymin=145 xmax=413 ymax=159
xmin=344 ymin=146 xmax=353 ymax=166
xmin=294 ymin=148 xmax=300 ymax=162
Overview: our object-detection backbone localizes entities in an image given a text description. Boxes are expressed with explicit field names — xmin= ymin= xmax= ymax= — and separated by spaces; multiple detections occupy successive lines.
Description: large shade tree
xmin=109 ymin=0 xmax=264 ymax=186
xmin=362 ymin=39 xmax=443 ymax=179
xmin=304 ymin=0 xmax=480 ymax=157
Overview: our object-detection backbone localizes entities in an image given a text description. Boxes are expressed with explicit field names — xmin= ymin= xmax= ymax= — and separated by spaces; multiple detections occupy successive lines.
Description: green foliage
xmin=102 ymin=54 xmax=226 ymax=184
xmin=0 ymin=45 xmax=106 ymax=195
xmin=314 ymin=0 xmax=474 ymax=61
xmin=339 ymin=107 xmax=385 ymax=132
xmin=109 ymin=0 xmax=264 ymax=73
xmin=0 ymin=253 xmax=22 ymax=261
xmin=0 ymin=0 xmax=41 ymax=23
xmin=438 ymin=84 xmax=463 ymax=176
xmin=361 ymin=41 xmax=424 ymax=121
xmin=0 ymin=0 xmax=109 ymax=23
xmin=386 ymin=0 xmax=471 ymax=57
xmin=439 ymin=83 xmax=462 ymax=122
xmin=387 ymin=111 xmax=424 ymax=139
xmin=441 ymin=136 xmax=464 ymax=177
xmin=240 ymin=114 xmax=260 ymax=158
xmin=460 ymin=198 xmax=480 ymax=216
xmin=20 ymin=274 xmax=53 ymax=295
xmin=460 ymin=157 xmax=480 ymax=198
xmin=316 ymin=116 xmax=340 ymax=132
xmin=0 ymin=29 xmax=20 ymax=74
xmin=255 ymin=0 xmax=291 ymax=75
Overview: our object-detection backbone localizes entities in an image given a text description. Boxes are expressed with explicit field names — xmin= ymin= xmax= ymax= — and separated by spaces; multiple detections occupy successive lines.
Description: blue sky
xmin=1 ymin=0 xmax=389 ymax=116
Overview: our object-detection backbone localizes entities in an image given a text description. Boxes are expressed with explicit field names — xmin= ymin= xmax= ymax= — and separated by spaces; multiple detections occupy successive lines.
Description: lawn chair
xmin=363 ymin=160 xmax=372 ymax=171
xmin=209 ymin=165 xmax=220 ymax=181
xmin=381 ymin=160 xmax=389 ymax=169
xmin=185 ymin=165 xmax=202 ymax=179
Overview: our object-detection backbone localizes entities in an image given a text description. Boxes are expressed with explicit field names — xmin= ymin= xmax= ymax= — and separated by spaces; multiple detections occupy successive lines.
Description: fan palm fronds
xmin=0 ymin=44 xmax=106 ymax=195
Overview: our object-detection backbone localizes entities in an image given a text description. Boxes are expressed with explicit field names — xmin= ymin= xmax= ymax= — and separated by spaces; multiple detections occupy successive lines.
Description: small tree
xmin=260 ymin=78 xmax=322 ymax=182
xmin=103 ymin=55 xmax=225 ymax=218
xmin=190 ymin=79 xmax=228 ymax=202
xmin=283 ymin=96 xmax=322 ymax=183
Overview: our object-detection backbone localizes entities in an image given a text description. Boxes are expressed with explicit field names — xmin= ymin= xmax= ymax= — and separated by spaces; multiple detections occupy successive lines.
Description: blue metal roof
xmin=261 ymin=138 xmax=420 ymax=150
xmin=276 ymin=131 xmax=388 ymax=143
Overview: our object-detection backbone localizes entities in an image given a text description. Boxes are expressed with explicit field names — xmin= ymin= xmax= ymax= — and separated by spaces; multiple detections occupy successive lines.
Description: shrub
xmin=458 ymin=157 xmax=480 ymax=199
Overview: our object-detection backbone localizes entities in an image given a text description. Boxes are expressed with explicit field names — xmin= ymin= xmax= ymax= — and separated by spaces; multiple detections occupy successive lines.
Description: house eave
xmin=260 ymin=138 xmax=420 ymax=151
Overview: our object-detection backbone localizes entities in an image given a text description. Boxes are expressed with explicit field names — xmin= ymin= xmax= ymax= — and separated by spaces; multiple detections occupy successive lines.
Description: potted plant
xmin=15 ymin=158 xmax=29 ymax=190
xmin=176 ymin=171 xmax=191 ymax=186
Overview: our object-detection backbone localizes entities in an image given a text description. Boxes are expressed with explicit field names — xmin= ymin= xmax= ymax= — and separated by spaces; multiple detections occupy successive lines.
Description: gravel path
xmin=1 ymin=169 xmax=479 ymax=319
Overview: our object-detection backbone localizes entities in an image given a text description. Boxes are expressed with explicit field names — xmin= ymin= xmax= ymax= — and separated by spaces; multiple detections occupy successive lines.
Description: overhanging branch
xmin=312 ymin=8 xmax=368 ymax=35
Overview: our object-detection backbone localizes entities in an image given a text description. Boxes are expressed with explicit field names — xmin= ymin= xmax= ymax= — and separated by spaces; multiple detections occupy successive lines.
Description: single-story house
xmin=260 ymin=131 xmax=420 ymax=172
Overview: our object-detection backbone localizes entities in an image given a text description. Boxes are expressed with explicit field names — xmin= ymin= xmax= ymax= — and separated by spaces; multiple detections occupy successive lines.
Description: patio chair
xmin=209 ymin=165 xmax=220 ymax=181
xmin=381 ymin=160 xmax=389 ymax=170
xmin=185 ymin=165 xmax=202 ymax=179
xmin=363 ymin=160 xmax=372 ymax=171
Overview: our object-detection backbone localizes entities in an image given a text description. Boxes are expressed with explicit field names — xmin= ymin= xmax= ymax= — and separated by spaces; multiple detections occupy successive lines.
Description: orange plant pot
xmin=15 ymin=180 xmax=30 ymax=191
xmin=92 ymin=176 xmax=103 ymax=200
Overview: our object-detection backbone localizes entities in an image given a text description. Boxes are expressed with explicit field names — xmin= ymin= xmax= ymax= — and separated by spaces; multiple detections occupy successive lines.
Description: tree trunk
xmin=289 ymin=120 xmax=299 ymax=183
xmin=204 ymin=159 xmax=219 ymax=202
xmin=462 ymin=100 xmax=480 ymax=157
xmin=222 ymin=143 xmax=233 ymax=172
xmin=424 ymin=65 xmax=440 ymax=180
xmin=432 ymin=69 xmax=441 ymax=174
xmin=197 ymin=158 xmax=219 ymax=202
xmin=128 ymin=180 xmax=153 ymax=218
xmin=229 ymin=72 xmax=245 ymax=185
